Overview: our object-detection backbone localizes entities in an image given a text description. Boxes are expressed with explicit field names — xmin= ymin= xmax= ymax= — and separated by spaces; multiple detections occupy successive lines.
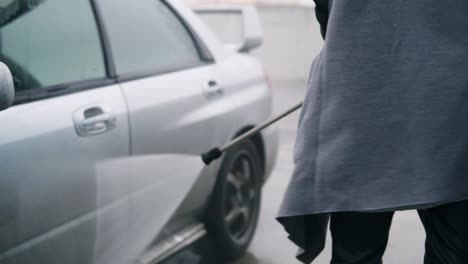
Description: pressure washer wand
xmin=201 ymin=102 xmax=303 ymax=165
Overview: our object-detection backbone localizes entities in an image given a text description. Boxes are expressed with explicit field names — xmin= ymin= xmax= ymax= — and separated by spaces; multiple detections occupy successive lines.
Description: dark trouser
xmin=330 ymin=200 xmax=468 ymax=264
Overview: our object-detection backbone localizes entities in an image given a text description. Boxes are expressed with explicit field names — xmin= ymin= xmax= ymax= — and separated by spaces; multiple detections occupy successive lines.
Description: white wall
xmin=190 ymin=1 xmax=324 ymax=81
xmin=251 ymin=6 xmax=323 ymax=82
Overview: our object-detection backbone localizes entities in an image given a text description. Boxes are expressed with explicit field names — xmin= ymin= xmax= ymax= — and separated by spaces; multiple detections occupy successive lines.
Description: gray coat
xmin=277 ymin=1 xmax=468 ymax=262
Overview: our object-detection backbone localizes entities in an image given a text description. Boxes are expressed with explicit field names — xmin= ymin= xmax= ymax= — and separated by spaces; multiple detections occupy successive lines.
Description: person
xmin=276 ymin=1 xmax=468 ymax=263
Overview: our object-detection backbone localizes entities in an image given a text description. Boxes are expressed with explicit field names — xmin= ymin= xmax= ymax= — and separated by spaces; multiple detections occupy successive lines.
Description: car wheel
xmin=206 ymin=140 xmax=263 ymax=261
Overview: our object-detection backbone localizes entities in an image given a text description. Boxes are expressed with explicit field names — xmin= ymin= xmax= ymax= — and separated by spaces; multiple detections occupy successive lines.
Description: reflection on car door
xmin=0 ymin=1 xmax=131 ymax=263
xmin=0 ymin=87 xmax=131 ymax=264
xmin=98 ymin=0 xmax=227 ymax=256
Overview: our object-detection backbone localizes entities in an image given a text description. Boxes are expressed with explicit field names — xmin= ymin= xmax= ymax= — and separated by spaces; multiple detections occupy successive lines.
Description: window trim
xmin=90 ymin=0 xmax=117 ymax=79
xmin=14 ymin=78 xmax=117 ymax=105
xmin=163 ymin=0 xmax=214 ymax=63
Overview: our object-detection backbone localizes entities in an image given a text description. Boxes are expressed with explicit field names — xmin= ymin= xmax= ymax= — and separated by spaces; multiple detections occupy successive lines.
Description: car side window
xmin=0 ymin=0 xmax=106 ymax=93
xmin=98 ymin=0 xmax=204 ymax=76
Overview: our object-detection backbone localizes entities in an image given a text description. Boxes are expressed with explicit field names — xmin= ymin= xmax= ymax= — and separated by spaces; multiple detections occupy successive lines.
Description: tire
xmin=206 ymin=140 xmax=263 ymax=261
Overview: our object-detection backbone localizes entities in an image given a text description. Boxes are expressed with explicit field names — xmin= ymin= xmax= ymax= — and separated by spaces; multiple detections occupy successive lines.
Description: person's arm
xmin=314 ymin=0 xmax=329 ymax=39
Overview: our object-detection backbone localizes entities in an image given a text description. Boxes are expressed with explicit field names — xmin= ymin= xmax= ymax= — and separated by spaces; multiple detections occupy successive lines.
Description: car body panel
xmin=147 ymin=53 xmax=278 ymax=249
xmin=118 ymin=64 xmax=225 ymax=260
xmin=117 ymin=2 xmax=277 ymax=257
xmin=0 ymin=85 xmax=130 ymax=263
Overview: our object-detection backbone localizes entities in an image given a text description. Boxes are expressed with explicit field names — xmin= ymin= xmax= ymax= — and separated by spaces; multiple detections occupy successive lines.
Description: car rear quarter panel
xmin=218 ymin=54 xmax=278 ymax=180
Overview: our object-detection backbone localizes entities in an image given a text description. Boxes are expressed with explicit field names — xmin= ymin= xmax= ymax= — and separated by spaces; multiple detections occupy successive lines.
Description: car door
xmin=96 ymin=0 xmax=231 ymax=255
xmin=0 ymin=1 xmax=131 ymax=263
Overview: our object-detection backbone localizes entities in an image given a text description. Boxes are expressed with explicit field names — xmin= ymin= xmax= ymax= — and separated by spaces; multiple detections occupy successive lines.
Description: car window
xmin=0 ymin=0 xmax=105 ymax=93
xmin=98 ymin=0 xmax=203 ymax=76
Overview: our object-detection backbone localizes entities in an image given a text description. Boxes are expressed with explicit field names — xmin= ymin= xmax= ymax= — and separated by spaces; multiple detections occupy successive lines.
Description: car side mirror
xmin=194 ymin=6 xmax=264 ymax=53
xmin=0 ymin=62 xmax=15 ymax=111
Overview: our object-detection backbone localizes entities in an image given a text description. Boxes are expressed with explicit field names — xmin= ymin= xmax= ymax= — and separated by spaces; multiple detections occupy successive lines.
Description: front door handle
xmin=73 ymin=105 xmax=116 ymax=137
xmin=203 ymin=80 xmax=224 ymax=98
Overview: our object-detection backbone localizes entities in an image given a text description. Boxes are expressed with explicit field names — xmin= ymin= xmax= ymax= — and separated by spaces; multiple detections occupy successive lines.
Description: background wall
xmin=189 ymin=0 xmax=324 ymax=82
xmin=251 ymin=6 xmax=323 ymax=82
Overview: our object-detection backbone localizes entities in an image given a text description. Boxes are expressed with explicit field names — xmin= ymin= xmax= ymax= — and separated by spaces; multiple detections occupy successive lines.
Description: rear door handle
xmin=203 ymin=80 xmax=224 ymax=98
xmin=73 ymin=105 xmax=116 ymax=137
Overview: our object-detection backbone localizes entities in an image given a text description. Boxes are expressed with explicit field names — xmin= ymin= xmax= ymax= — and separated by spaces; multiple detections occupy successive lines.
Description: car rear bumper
xmin=261 ymin=124 xmax=279 ymax=183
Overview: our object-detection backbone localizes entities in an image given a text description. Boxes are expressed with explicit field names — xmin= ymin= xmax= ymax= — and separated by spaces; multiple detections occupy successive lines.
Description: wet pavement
xmin=163 ymin=82 xmax=426 ymax=264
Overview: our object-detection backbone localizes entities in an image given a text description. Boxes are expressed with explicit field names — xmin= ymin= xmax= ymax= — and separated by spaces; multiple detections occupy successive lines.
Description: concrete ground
xmin=164 ymin=82 xmax=426 ymax=264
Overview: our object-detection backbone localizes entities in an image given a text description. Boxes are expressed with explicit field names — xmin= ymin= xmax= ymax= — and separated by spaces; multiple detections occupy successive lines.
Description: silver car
xmin=0 ymin=0 xmax=278 ymax=263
